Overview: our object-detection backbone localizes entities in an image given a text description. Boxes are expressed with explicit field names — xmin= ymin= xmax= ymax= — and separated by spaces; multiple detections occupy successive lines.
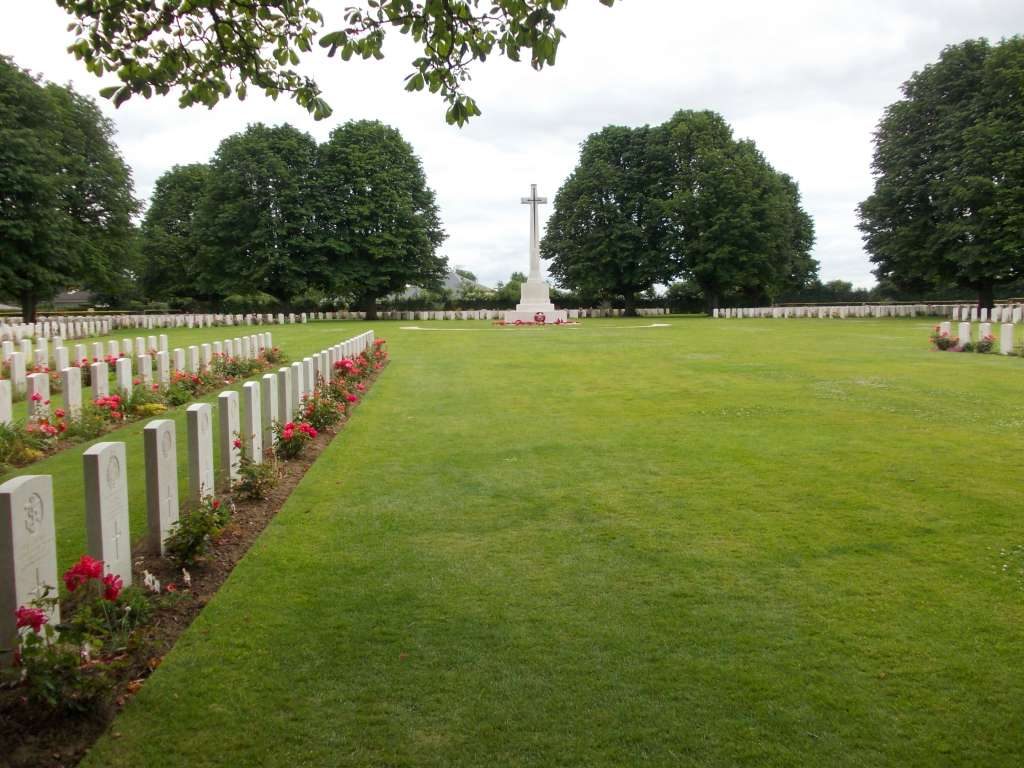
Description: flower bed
xmin=0 ymin=340 xmax=389 ymax=768
xmin=929 ymin=326 xmax=999 ymax=354
xmin=0 ymin=350 xmax=286 ymax=473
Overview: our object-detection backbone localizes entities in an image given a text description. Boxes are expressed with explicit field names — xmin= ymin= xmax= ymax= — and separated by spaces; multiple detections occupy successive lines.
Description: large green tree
xmin=543 ymin=125 xmax=673 ymax=316
xmin=196 ymin=123 xmax=322 ymax=308
xmin=0 ymin=56 xmax=137 ymax=321
xmin=315 ymin=120 xmax=447 ymax=318
xmin=139 ymin=163 xmax=212 ymax=306
xmin=657 ymin=110 xmax=817 ymax=312
xmin=55 ymin=0 xmax=616 ymax=126
xmin=858 ymin=37 xmax=1024 ymax=309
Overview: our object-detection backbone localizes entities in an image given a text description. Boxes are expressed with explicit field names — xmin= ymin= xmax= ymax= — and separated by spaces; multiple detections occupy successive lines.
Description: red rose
xmin=55 ymin=408 xmax=65 ymax=418
xmin=102 ymin=572 xmax=123 ymax=601
xmin=63 ymin=555 xmax=104 ymax=591
xmin=212 ymin=499 xmax=221 ymax=510
xmin=233 ymin=438 xmax=242 ymax=449
xmin=15 ymin=606 xmax=47 ymax=633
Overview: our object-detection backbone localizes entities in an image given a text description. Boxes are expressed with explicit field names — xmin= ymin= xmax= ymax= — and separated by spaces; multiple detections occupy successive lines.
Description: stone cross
xmin=83 ymin=441 xmax=133 ymax=586
xmin=186 ymin=403 xmax=215 ymax=501
xmin=0 ymin=475 xmax=59 ymax=665
xmin=144 ymin=420 xmax=179 ymax=555
xmin=521 ymin=183 xmax=548 ymax=282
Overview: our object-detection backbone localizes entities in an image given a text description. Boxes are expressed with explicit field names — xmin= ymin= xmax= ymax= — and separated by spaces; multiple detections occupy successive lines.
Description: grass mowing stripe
xmin=83 ymin=318 xmax=1023 ymax=767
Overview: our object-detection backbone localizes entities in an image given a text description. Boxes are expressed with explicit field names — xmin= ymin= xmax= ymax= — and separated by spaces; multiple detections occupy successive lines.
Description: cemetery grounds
xmin=4 ymin=317 xmax=1022 ymax=766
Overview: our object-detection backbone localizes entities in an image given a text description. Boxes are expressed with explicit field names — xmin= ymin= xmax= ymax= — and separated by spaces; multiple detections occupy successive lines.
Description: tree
xmin=0 ymin=56 xmax=137 ymax=321
xmin=55 ymin=0 xmax=617 ymax=126
xmin=494 ymin=271 xmax=527 ymax=307
xmin=542 ymin=125 xmax=673 ymax=316
xmin=656 ymin=110 xmax=817 ymax=312
xmin=139 ymin=164 xmax=212 ymax=306
xmin=315 ymin=120 xmax=447 ymax=318
xmin=196 ymin=123 xmax=322 ymax=308
xmin=455 ymin=268 xmax=478 ymax=282
xmin=858 ymin=37 xmax=1024 ymax=309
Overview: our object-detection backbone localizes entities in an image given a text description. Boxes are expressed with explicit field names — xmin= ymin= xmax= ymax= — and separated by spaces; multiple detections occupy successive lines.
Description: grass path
xmin=83 ymin=318 xmax=1023 ymax=766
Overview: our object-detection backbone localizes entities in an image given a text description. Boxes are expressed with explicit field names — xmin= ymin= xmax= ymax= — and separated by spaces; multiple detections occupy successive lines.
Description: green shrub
xmin=234 ymin=451 xmax=279 ymax=500
xmin=164 ymin=497 xmax=230 ymax=568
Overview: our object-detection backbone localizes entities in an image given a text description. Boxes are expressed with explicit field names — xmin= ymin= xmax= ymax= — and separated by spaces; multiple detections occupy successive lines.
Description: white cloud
xmin=2 ymin=0 xmax=1022 ymax=289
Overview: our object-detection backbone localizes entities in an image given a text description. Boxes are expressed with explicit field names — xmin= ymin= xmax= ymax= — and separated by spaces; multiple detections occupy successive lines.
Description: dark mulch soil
xmin=0 ymin=369 xmax=381 ymax=768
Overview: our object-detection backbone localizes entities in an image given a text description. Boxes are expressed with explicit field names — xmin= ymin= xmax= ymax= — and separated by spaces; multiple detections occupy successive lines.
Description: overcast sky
xmin=2 ymin=1 xmax=1022 ymax=289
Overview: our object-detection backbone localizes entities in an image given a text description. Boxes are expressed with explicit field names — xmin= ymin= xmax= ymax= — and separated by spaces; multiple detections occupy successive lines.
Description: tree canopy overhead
xmin=55 ymin=0 xmax=617 ymax=126
xmin=858 ymin=36 xmax=1024 ymax=308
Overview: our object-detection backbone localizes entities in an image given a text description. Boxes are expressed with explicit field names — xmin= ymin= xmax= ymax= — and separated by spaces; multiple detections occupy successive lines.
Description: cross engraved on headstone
xmin=112 ymin=518 xmax=122 ymax=561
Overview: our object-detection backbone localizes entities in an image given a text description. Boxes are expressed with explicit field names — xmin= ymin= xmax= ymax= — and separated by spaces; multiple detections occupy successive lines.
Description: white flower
xmin=182 ymin=568 xmax=191 ymax=587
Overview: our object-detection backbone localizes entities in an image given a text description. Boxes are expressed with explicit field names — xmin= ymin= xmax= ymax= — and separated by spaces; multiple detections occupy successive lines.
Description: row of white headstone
xmin=0 ymin=332 xmax=275 ymax=425
xmin=713 ymin=304 xmax=1024 ymax=321
xmin=0 ymin=330 xmax=376 ymax=664
xmin=937 ymin=322 xmax=1018 ymax=354
xmin=0 ymin=311 xmax=328 ymax=342
xmin=377 ymin=308 xmax=670 ymax=321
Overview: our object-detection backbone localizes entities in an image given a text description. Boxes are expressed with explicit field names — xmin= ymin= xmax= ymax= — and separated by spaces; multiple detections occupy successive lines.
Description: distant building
xmin=49 ymin=290 xmax=98 ymax=309
xmin=397 ymin=271 xmax=494 ymax=299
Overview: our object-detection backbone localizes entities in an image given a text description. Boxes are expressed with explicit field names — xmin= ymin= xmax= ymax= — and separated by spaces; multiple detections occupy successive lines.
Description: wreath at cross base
xmin=533 ymin=312 xmax=546 ymax=324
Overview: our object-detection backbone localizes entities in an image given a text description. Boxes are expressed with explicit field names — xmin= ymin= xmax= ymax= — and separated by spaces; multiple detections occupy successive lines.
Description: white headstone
xmin=143 ymin=420 xmax=179 ymax=555
xmin=0 ymin=380 xmax=10 ymax=426
xmin=958 ymin=322 xmax=971 ymax=347
xmin=218 ymin=390 xmax=241 ymax=487
xmin=241 ymin=382 xmax=263 ymax=463
xmin=83 ymin=441 xmax=132 ymax=586
xmin=26 ymin=373 xmax=49 ymax=418
xmin=277 ymin=367 xmax=293 ymax=424
xmin=186 ymin=403 xmax=215 ymax=501
xmin=90 ymin=360 xmax=109 ymax=399
xmin=173 ymin=348 xmax=185 ymax=372
xmin=9 ymin=351 xmax=26 ymax=394
xmin=54 ymin=346 xmax=69 ymax=372
xmin=116 ymin=357 xmax=133 ymax=394
xmin=0 ymin=475 xmax=59 ymax=664
xmin=1000 ymin=323 xmax=1014 ymax=355
xmin=290 ymin=362 xmax=304 ymax=412
xmin=137 ymin=354 xmax=152 ymax=385
xmin=61 ymin=366 xmax=82 ymax=418
xmin=156 ymin=350 xmax=170 ymax=387
xmin=260 ymin=373 xmax=278 ymax=449
xmin=187 ymin=346 xmax=200 ymax=374
xmin=303 ymin=357 xmax=315 ymax=397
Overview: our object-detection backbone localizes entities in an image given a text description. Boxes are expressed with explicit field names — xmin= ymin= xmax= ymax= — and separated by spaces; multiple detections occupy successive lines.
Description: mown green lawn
xmin=1 ymin=321 xmax=377 ymax=574
xmin=78 ymin=317 xmax=1023 ymax=766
